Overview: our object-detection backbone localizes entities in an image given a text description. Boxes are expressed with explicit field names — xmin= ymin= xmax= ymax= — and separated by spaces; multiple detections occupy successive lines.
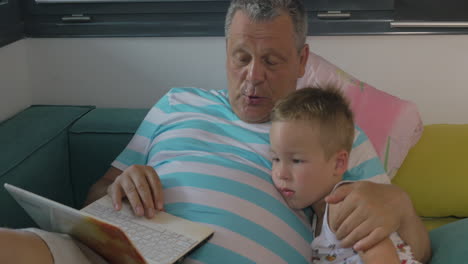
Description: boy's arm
xmin=358 ymin=237 xmax=400 ymax=264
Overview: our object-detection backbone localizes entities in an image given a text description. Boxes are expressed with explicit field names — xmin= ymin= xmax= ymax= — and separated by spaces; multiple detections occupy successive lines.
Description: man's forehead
xmin=228 ymin=10 xmax=295 ymax=39
xmin=229 ymin=32 xmax=284 ymax=49
xmin=227 ymin=11 xmax=296 ymax=53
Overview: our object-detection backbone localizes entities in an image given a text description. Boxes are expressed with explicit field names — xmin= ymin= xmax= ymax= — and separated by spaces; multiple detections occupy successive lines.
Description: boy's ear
xmin=334 ymin=150 xmax=349 ymax=176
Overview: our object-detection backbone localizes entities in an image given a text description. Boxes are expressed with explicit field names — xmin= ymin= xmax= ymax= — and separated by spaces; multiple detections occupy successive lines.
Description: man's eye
xmin=265 ymin=59 xmax=277 ymax=66
xmin=234 ymin=54 xmax=250 ymax=65
xmin=239 ymin=57 xmax=249 ymax=63
xmin=264 ymin=56 xmax=280 ymax=66
xmin=292 ymin=159 xmax=303 ymax=164
xmin=272 ymin=157 xmax=279 ymax=162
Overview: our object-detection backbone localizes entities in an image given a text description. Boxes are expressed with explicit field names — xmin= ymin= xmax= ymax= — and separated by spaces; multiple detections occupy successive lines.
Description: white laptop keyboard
xmin=83 ymin=203 xmax=198 ymax=264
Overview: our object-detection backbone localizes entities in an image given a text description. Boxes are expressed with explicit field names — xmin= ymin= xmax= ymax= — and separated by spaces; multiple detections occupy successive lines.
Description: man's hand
xmin=325 ymin=181 xmax=431 ymax=262
xmin=107 ymin=165 xmax=164 ymax=219
xmin=325 ymin=181 xmax=405 ymax=251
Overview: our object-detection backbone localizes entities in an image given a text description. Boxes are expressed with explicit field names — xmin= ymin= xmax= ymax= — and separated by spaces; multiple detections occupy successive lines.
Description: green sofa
xmin=1 ymin=105 xmax=467 ymax=263
xmin=0 ymin=105 xmax=148 ymax=227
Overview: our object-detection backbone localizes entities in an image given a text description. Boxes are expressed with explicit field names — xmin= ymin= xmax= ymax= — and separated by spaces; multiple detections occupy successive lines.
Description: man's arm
xmin=326 ymin=181 xmax=431 ymax=263
xmin=328 ymin=201 xmax=400 ymax=264
xmin=84 ymin=166 xmax=122 ymax=206
xmin=393 ymin=191 xmax=431 ymax=263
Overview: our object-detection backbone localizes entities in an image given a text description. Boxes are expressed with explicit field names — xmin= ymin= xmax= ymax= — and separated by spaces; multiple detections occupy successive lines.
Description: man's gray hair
xmin=225 ymin=0 xmax=308 ymax=51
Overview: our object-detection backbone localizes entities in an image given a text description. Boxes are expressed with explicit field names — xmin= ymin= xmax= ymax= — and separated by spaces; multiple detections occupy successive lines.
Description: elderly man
xmin=0 ymin=0 xmax=430 ymax=263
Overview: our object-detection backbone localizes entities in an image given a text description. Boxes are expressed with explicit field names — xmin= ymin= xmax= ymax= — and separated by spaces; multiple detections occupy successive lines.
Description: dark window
xmin=0 ymin=0 xmax=23 ymax=47
xmin=2 ymin=0 xmax=468 ymax=44
xmin=307 ymin=0 xmax=395 ymax=35
xmin=22 ymin=0 xmax=400 ymax=37
xmin=23 ymin=0 xmax=231 ymax=37
xmin=396 ymin=0 xmax=468 ymax=21
xmin=391 ymin=0 xmax=468 ymax=34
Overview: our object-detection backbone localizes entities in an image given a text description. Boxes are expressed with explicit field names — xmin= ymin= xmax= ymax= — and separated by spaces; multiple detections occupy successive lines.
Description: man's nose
xmin=246 ymin=60 xmax=266 ymax=84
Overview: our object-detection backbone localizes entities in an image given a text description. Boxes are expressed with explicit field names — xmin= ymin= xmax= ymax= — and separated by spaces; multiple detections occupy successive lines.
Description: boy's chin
xmin=285 ymin=200 xmax=304 ymax=210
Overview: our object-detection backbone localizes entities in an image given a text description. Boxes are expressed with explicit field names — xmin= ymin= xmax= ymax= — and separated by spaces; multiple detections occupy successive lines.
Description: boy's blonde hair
xmin=271 ymin=86 xmax=355 ymax=160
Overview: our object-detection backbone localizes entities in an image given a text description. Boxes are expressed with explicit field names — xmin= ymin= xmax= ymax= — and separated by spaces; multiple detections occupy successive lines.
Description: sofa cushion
xmin=69 ymin=108 xmax=149 ymax=208
xmin=423 ymin=217 xmax=460 ymax=231
xmin=429 ymin=218 xmax=468 ymax=264
xmin=393 ymin=124 xmax=468 ymax=218
xmin=0 ymin=105 xmax=93 ymax=227
xmin=297 ymin=52 xmax=423 ymax=178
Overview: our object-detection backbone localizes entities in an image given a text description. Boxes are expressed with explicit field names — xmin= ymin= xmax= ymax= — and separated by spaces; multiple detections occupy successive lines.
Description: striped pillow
xmin=112 ymin=87 xmax=389 ymax=264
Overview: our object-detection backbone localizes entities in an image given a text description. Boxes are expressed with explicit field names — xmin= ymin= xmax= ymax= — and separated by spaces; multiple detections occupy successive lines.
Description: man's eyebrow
xmin=230 ymin=42 xmax=248 ymax=54
xmin=232 ymin=48 xmax=246 ymax=55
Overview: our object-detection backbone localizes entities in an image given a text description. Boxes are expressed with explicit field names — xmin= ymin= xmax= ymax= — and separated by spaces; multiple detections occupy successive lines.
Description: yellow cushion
xmin=422 ymin=217 xmax=461 ymax=231
xmin=393 ymin=124 xmax=468 ymax=218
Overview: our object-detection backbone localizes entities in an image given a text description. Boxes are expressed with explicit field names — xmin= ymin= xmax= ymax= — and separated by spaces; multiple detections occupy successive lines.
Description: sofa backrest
xmin=68 ymin=108 xmax=149 ymax=207
xmin=0 ymin=105 xmax=93 ymax=228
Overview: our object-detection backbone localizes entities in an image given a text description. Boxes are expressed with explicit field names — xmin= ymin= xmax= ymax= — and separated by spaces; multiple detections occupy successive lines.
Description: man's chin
xmin=241 ymin=113 xmax=270 ymax=124
xmin=238 ymin=107 xmax=272 ymax=123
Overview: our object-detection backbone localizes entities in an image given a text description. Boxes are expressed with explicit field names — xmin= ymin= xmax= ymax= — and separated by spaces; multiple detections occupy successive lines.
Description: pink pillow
xmin=297 ymin=52 xmax=423 ymax=178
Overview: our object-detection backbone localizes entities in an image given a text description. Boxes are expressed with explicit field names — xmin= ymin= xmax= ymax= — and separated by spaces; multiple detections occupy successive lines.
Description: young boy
xmin=270 ymin=87 xmax=420 ymax=264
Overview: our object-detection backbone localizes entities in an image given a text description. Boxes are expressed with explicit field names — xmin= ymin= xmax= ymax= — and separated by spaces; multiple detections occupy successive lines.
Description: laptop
xmin=4 ymin=183 xmax=214 ymax=264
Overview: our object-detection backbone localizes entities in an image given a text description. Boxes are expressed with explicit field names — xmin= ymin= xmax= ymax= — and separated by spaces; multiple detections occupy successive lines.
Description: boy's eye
xmin=292 ymin=159 xmax=303 ymax=164
xmin=272 ymin=157 xmax=280 ymax=162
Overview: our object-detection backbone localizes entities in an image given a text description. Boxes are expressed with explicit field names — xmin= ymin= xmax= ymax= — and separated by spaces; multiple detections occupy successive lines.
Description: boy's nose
xmin=276 ymin=164 xmax=290 ymax=180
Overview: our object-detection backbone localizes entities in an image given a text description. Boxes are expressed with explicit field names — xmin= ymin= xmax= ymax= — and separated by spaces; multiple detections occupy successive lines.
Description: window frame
xmin=21 ymin=0 xmax=403 ymax=37
xmin=23 ymin=0 xmax=232 ymax=37
xmin=3 ymin=0 xmax=468 ymax=45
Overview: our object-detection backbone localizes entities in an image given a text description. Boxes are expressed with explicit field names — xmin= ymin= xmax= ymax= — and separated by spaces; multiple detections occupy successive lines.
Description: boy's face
xmin=270 ymin=119 xmax=347 ymax=209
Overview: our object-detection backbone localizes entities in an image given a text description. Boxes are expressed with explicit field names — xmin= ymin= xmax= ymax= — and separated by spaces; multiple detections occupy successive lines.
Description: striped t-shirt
xmin=112 ymin=87 xmax=389 ymax=264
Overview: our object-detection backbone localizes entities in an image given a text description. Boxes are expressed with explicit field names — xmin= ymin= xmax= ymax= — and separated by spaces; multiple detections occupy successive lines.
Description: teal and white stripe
xmin=112 ymin=87 xmax=390 ymax=263
xmin=346 ymin=127 xmax=390 ymax=184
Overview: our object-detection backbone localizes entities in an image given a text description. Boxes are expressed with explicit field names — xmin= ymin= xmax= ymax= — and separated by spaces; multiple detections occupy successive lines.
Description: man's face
xmin=226 ymin=11 xmax=309 ymax=123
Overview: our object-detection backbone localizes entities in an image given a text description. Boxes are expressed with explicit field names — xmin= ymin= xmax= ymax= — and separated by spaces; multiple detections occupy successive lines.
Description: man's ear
xmin=298 ymin=44 xmax=309 ymax=77
xmin=334 ymin=150 xmax=349 ymax=176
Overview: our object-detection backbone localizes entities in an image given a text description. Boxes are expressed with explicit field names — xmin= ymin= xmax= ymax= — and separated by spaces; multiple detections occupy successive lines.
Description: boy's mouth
xmin=279 ymin=188 xmax=295 ymax=198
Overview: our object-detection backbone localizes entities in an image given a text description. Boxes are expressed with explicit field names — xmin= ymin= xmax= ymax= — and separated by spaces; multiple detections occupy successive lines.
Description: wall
xmin=309 ymin=35 xmax=468 ymax=125
xmin=2 ymin=35 xmax=467 ymax=124
xmin=27 ymin=37 xmax=227 ymax=109
xmin=0 ymin=39 xmax=30 ymax=122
